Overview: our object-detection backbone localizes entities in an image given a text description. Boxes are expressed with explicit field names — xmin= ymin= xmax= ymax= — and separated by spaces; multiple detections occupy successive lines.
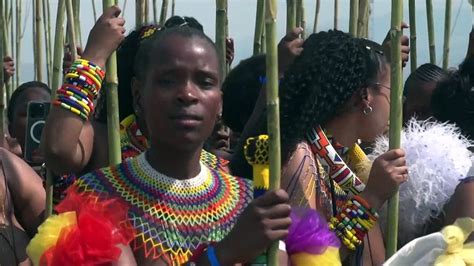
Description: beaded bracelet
xmin=328 ymin=195 xmax=379 ymax=250
xmin=54 ymin=59 xmax=105 ymax=120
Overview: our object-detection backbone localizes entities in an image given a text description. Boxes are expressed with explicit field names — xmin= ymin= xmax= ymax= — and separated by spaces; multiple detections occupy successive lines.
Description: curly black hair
xmin=431 ymin=57 xmax=474 ymax=140
xmin=222 ymin=55 xmax=266 ymax=133
xmin=7 ymin=81 xmax=51 ymax=124
xmin=279 ymin=30 xmax=388 ymax=160
xmin=94 ymin=16 xmax=207 ymax=123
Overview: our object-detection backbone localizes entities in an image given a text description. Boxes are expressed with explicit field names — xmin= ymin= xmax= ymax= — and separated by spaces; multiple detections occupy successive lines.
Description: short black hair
xmin=222 ymin=55 xmax=266 ymax=133
xmin=7 ymin=81 xmax=51 ymax=124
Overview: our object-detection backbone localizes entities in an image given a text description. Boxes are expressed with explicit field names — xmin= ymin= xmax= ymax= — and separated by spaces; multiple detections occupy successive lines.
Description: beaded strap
xmin=53 ymin=59 xmax=105 ymax=120
xmin=328 ymin=195 xmax=379 ymax=250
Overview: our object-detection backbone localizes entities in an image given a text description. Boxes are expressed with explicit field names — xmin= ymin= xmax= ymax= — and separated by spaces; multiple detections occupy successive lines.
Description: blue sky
xmin=16 ymin=0 xmax=472 ymax=83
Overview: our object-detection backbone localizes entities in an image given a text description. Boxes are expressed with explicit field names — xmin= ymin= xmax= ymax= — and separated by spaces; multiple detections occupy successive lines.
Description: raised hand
xmin=382 ymin=22 xmax=410 ymax=68
xmin=82 ymin=5 xmax=126 ymax=68
xmin=3 ymin=56 xmax=15 ymax=83
xmin=278 ymin=27 xmax=304 ymax=75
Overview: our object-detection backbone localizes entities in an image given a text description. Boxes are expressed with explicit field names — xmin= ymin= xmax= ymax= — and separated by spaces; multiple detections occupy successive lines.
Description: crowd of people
xmin=0 ymin=5 xmax=473 ymax=265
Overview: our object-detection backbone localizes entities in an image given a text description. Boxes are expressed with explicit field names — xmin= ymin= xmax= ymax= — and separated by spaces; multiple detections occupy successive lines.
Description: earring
xmin=363 ymin=106 xmax=373 ymax=115
xmin=217 ymin=112 xmax=223 ymax=119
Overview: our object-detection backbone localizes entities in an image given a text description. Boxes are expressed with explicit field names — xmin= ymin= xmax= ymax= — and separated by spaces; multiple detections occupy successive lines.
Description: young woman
xmin=232 ymin=30 xmax=408 ymax=265
xmin=42 ymin=10 xmax=228 ymax=179
xmin=29 ymin=6 xmax=291 ymax=265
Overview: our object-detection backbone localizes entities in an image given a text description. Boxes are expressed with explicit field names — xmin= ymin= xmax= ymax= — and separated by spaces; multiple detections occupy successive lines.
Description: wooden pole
xmin=103 ymin=0 xmax=121 ymax=166
xmin=0 ymin=0 xmax=6 ymax=138
xmin=386 ymin=0 xmax=403 ymax=258
xmin=409 ymin=0 xmax=417 ymax=72
xmin=42 ymin=0 xmax=52 ymax=86
xmin=313 ymin=0 xmax=320 ymax=33
xmin=357 ymin=0 xmax=369 ymax=38
xmin=295 ymin=0 xmax=302 ymax=28
xmin=35 ymin=0 xmax=43 ymax=82
xmin=65 ymin=0 xmax=77 ymax=60
xmin=265 ymin=0 xmax=281 ymax=264
xmin=300 ymin=0 xmax=306 ymax=38
xmin=349 ymin=0 xmax=359 ymax=36
xmin=153 ymin=0 xmax=157 ymax=23
xmin=4 ymin=0 xmax=13 ymax=99
xmin=442 ymin=0 xmax=452 ymax=69
xmin=72 ymin=0 xmax=81 ymax=47
xmin=171 ymin=0 xmax=175 ymax=16
xmin=159 ymin=0 xmax=169 ymax=26
xmin=45 ymin=0 xmax=66 ymax=218
xmin=286 ymin=0 xmax=296 ymax=33
xmin=144 ymin=0 xmax=149 ymax=23
xmin=8 ymin=0 xmax=14 ymax=92
xmin=135 ymin=0 xmax=145 ymax=28
xmin=15 ymin=0 xmax=21 ymax=88
xmin=216 ymin=0 xmax=227 ymax=77
xmin=253 ymin=0 xmax=265 ymax=55
xmin=426 ymin=0 xmax=436 ymax=64
xmin=92 ymin=0 xmax=97 ymax=21
xmin=334 ymin=0 xmax=338 ymax=29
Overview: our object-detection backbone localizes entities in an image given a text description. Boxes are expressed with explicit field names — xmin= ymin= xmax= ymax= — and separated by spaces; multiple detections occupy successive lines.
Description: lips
xmin=169 ymin=113 xmax=204 ymax=128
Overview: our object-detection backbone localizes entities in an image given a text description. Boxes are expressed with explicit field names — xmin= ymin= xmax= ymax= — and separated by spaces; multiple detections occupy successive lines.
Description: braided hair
xmin=404 ymin=63 xmax=447 ymax=97
xmin=279 ymin=30 xmax=388 ymax=160
xmin=431 ymin=57 xmax=474 ymax=140
xmin=94 ymin=16 xmax=207 ymax=123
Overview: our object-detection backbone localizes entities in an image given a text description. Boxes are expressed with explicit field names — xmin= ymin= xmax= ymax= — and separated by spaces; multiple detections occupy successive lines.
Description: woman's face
xmin=138 ymin=35 xmax=222 ymax=151
xmin=358 ymin=65 xmax=391 ymax=142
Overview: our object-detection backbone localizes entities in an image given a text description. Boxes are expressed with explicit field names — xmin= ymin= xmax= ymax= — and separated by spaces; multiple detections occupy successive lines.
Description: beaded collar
xmin=75 ymin=153 xmax=253 ymax=264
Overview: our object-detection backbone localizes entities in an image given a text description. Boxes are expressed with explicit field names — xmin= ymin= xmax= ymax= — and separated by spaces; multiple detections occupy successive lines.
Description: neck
xmin=146 ymin=143 xmax=202 ymax=180
xmin=322 ymin=116 xmax=359 ymax=148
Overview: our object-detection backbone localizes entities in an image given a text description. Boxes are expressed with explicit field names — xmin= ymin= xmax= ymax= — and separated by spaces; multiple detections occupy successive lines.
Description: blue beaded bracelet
xmin=206 ymin=246 xmax=220 ymax=266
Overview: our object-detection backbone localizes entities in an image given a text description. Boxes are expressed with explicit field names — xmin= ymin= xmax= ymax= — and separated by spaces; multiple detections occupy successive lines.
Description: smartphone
xmin=24 ymin=102 xmax=50 ymax=165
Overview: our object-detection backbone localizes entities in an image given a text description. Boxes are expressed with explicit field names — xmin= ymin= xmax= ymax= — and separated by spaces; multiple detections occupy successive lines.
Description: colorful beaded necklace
xmin=75 ymin=153 xmax=253 ymax=264
xmin=306 ymin=126 xmax=366 ymax=196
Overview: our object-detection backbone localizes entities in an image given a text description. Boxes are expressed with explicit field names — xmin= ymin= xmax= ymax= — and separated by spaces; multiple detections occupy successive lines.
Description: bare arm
xmin=42 ymin=6 xmax=125 ymax=175
xmin=42 ymin=108 xmax=95 ymax=175
xmin=0 ymin=148 xmax=45 ymax=237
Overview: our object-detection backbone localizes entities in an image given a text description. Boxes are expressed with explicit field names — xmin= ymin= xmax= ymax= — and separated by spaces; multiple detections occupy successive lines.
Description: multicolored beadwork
xmin=73 ymin=153 xmax=253 ymax=264
xmin=306 ymin=126 xmax=366 ymax=196
xmin=119 ymin=114 xmax=230 ymax=170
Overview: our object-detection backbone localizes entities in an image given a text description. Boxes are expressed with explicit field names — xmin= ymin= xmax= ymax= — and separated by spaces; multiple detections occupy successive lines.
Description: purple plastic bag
xmin=285 ymin=208 xmax=340 ymax=255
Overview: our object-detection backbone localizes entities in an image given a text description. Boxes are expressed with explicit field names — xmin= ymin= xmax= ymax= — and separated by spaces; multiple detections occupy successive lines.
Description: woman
xmin=0 ymin=82 xmax=50 ymax=265
xmin=29 ymin=6 xmax=291 ymax=265
xmin=233 ymin=30 xmax=408 ymax=265
xmin=42 ymin=11 xmax=228 ymax=178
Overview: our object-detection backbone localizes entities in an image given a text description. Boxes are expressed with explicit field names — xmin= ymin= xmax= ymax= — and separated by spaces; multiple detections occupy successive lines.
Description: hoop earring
xmin=363 ymin=106 xmax=373 ymax=115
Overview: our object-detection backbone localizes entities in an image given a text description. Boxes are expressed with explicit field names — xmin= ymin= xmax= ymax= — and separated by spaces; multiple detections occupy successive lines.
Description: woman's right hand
xmin=214 ymin=189 xmax=292 ymax=264
xmin=82 ymin=5 xmax=125 ymax=68
xmin=361 ymin=149 xmax=408 ymax=210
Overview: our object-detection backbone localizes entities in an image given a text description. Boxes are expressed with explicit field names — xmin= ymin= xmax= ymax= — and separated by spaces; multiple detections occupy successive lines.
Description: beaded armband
xmin=53 ymin=59 xmax=105 ymax=120
xmin=328 ymin=195 xmax=379 ymax=250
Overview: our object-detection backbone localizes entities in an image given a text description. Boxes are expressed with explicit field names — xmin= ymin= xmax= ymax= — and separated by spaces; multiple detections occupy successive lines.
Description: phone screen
xmin=24 ymin=102 xmax=50 ymax=165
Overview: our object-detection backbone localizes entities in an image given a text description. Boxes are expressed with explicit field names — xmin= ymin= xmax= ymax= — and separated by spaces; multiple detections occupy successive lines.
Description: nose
xmin=177 ymin=81 xmax=199 ymax=105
